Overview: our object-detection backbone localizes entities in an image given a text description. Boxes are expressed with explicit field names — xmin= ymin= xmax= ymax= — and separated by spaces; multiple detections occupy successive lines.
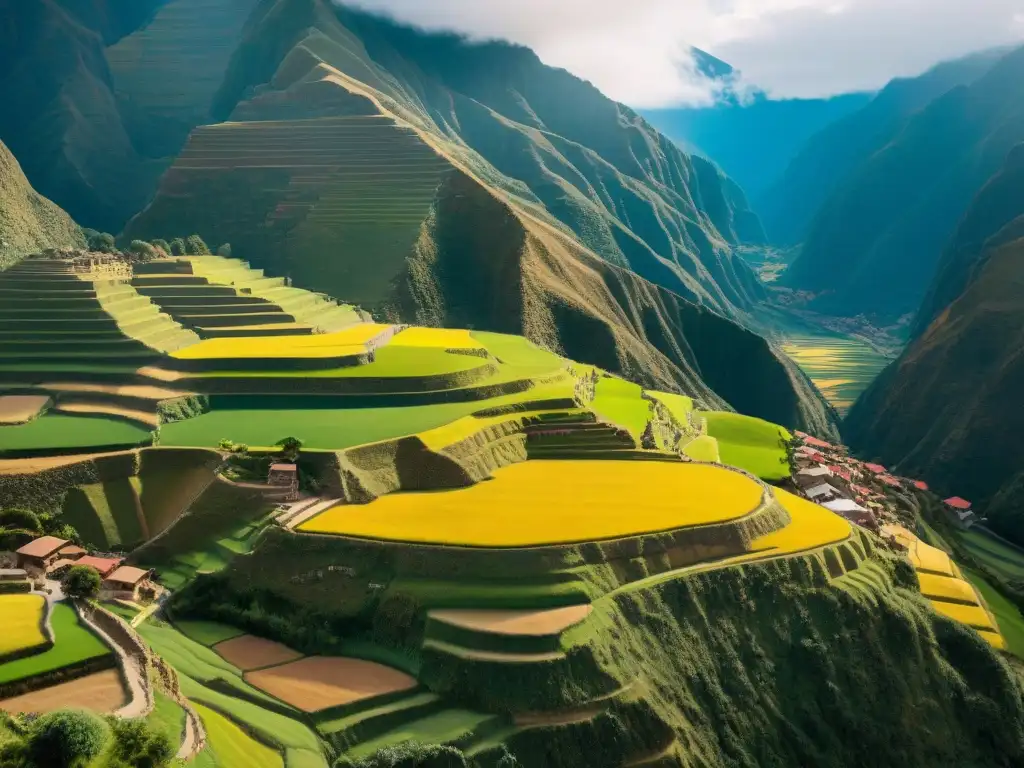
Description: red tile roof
xmin=75 ymin=556 xmax=123 ymax=577
xmin=864 ymin=463 xmax=887 ymax=474
xmin=944 ymin=497 xmax=972 ymax=510
xmin=16 ymin=536 xmax=69 ymax=558
xmin=105 ymin=566 xmax=151 ymax=586
xmin=803 ymin=436 xmax=833 ymax=449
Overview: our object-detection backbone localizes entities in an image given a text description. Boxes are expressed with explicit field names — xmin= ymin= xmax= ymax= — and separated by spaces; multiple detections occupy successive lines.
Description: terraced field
xmin=704 ymin=411 xmax=791 ymax=481
xmin=0 ymin=595 xmax=47 ymax=659
xmin=782 ymin=335 xmax=894 ymax=414
xmin=0 ymin=604 xmax=113 ymax=688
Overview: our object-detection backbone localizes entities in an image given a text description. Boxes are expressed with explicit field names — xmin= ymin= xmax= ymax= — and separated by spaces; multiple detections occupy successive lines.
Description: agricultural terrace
xmin=704 ymin=412 xmax=791 ymax=482
xmin=0 ymin=595 xmax=47 ymax=658
xmin=0 ymin=414 xmax=152 ymax=455
xmin=0 ymin=669 xmax=126 ymax=714
xmin=171 ymin=324 xmax=394 ymax=360
xmin=590 ymin=377 xmax=650 ymax=439
xmin=244 ymin=656 xmax=419 ymax=713
xmin=0 ymin=394 xmax=50 ymax=425
xmin=215 ymin=635 xmax=303 ymax=671
xmin=0 ymin=604 xmax=112 ymax=686
xmin=299 ymin=460 xmax=767 ymax=547
xmin=193 ymin=702 xmax=284 ymax=768
xmin=758 ymin=489 xmax=852 ymax=553
xmin=389 ymin=327 xmax=484 ymax=351
xmin=428 ymin=605 xmax=593 ymax=636
xmin=964 ymin=570 xmax=1024 ymax=658
xmin=782 ymin=335 xmax=893 ymax=414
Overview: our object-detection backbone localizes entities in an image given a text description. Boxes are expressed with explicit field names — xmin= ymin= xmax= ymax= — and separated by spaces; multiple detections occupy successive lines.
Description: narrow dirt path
xmin=74 ymin=603 xmax=151 ymax=718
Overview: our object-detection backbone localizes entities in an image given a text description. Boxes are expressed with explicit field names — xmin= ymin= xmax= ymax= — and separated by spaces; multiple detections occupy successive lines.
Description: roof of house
xmin=824 ymin=499 xmax=869 ymax=514
xmin=58 ymin=545 xmax=86 ymax=557
xmin=880 ymin=476 xmax=902 ymax=487
xmin=798 ymin=466 xmax=832 ymax=477
xmin=864 ymin=463 xmax=887 ymax=474
xmin=912 ymin=480 xmax=930 ymax=491
xmin=75 ymin=556 xmax=123 ymax=576
xmin=269 ymin=463 xmax=297 ymax=473
xmin=803 ymin=436 xmax=833 ymax=449
xmin=104 ymin=565 xmax=151 ymax=586
xmin=806 ymin=483 xmax=838 ymax=499
xmin=16 ymin=536 xmax=69 ymax=558
xmin=834 ymin=469 xmax=853 ymax=481
xmin=944 ymin=496 xmax=972 ymax=510
xmin=46 ymin=558 xmax=77 ymax=573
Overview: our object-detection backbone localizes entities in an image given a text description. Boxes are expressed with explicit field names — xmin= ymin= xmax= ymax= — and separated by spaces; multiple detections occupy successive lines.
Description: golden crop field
xmin=930 ymin=600 xmax=998 ymax=632
xmin=0 ymin=594 xmax=47 ymax=657
xmin=917 ymin=573 xmax=980 ymax=604
xmin=299 ymin=460 xmax=766 ymax=546
xmin=755 ymin=489 xmax=852 ymax=553
xmin=388 ymin=327 xmax=484 ymax=350
xmin=171 ymin=323 xmax=392 ymax=360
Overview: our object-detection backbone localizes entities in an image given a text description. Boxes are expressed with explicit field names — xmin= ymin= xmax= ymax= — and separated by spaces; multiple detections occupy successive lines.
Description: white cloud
xmin=345 ymin=0 xmax=1024 ymax=106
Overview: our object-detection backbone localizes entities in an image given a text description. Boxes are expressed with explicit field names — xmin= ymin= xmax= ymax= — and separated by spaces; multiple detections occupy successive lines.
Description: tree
xmin=337 ymin=741 xmax=468 ymax=768
xmin=151 ymin=239 xmax=170 ymax=253
xmin=61 ymin=566 xmax=101 ymax=600
xmin=216 ymin=243 xmax=232 ymax=257
xmin=86 ymin=232 xmax=116 ymax=254
xmin=27 ymin=710 xmax=109 ymax=768
xmin=185 ymin=235 xmax=211 ymax=256
xmin=275 ymin=437 xmax=303 ymax=461
xmin=169 ymin=238 xmax=186 ymax=256
xmin=0 ymin=507 xmax=42 ymax=533
xmin=108 ymin=718 xmax=174 ymax=768
xmin=129 ymin=240 xmax=159 ymax=262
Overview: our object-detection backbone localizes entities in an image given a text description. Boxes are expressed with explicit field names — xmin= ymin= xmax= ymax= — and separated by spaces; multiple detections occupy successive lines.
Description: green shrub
xmin=27 ymin=710 xmax=110 ymax=768
xmin=169 ymin=239 xmax=186 ymax=257
xmin=336 ymin=742 xmax=468 ymax=768
xmin=86 ymin=232 xmax=116 ymax=254
xmin=129 ymin=241 xmax=159 ymax=262
xmin=185 ymin=235 xmax=211 ymax=256
xmin=61 ymin=566 xmax=101 ymax=600
xmin=150 ymin=239 xmax=170 ymax=254
xmin=216 ymin=243 xmax=232 ymax=257
xmin=107 ymin=717 xmax=175 ymax=768
xmin=0 ymin=508 xmax=42 ymax=534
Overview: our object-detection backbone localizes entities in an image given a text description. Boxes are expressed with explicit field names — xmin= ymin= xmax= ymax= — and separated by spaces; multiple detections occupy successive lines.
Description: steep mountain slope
xmin=122 ymin=0 xmax=835 ymax=433
xmin=0 ymin=140 xmax=84 ymax=268
xmin=0 ymin=0 xmax=168 ymax=232
xmin=781 ymin=45 xmax=1024 ymax=320
xmin=845 ymin=146 xmax=1024 ymax=543
xmin=760 ymin=48 xmax=1008 ymax=247
xmin=645 ymin=91 xmax=872 ymax=199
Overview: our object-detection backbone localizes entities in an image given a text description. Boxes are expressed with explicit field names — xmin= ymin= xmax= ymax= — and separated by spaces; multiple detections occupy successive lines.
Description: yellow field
xmin=755 ymin=489 xmax=852 ymax=553
xmin=388 ymin=327 xmax=484 ymax=350
xmin=978 ymin=630 xmax=1007 ymax=650
xmin=299 ymin=460 xmax=766 ymax=546
xmin=0 ymin=595 xmax=47 ymax=657
xmin=930 ymin=600 xmax=997 ymax=632
xmin=416 ymin=409 xmax=583 ymax=451
xmin=917 ymin=573 xmax=979 ymax=604
xmin=171 ymin=323 xmax=392 ymax=360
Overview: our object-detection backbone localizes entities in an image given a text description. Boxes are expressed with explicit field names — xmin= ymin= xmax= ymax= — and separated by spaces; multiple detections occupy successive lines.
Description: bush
xmin=184 ymin=235 xmax=211 ymax=256
xmin=129 ymin=241 xmax=159 ymax=262
xmin=61 ymin=566 xmax=101 ymax=600
xmin=275 ymin=437 xmax=303 ymax=461
xmin=27 ymin=710 xmax=110 ymax=768
xmin=336 ymin=742 xmax=468 ymax=768
xmin=169 ymin=238 xmax=186 ymax=257
xmin=0 ymin=508 xmax=42 ymax=534
xmin=216 ymin=243 xmax=232 ymax=257
xmin=151 ymin=239 xmax=170 ymax=254
xmin=107 ymin=718 xmax=175 ymax=768
xmin=86 ymin=232 xmax=116 ymax=254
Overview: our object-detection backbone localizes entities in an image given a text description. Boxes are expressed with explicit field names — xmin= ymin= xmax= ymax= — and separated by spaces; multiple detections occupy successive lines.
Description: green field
xmin=472 ymin=331 xmax=565 ymax=373
xmin=962 ymin=569 xmax=1024 ymax=658
xmin=682 ymin=435 xmax=721 ymax=463
xmin=174 ymin=618 xmax=246 ymax=646
xmin=782 ymin=335 xmax=893 ymax=414
xmin=345 ymin=709 xmax=498 ymax=761
xmin=703 ymin=411 xmax=791 ymax=481
xmin=194 ymin=701 xmax=285 ymax=768
xmin=0 ymin=603 xmax=111 ymax=684
xmin=958 ymin=530 xmax=1024 ymax=579
xmin=0 ymin=414 xmax=151 ymax=453
xmin=591 ymin=377 xmax=650 ymax=439
xmin=149 ymin=690 xmax=187 ymax=748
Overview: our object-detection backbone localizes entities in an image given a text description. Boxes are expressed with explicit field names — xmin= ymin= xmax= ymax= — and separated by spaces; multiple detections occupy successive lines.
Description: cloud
xmin=345 ymin=0 xmax=1024 ymax=106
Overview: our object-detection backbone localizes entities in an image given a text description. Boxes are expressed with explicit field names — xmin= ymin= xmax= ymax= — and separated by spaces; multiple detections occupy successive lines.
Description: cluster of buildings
xmin=14 ymin=535 xmax=156 ymax=601
xmin=792 ymin=432 xmax=976 ymax=531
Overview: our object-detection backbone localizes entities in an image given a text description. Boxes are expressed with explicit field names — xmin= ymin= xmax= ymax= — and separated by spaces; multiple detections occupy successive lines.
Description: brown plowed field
xmin=0 ymin=450 xmax=135 ymax=475
xmin=429 ymin=605 xmax=593 ymax=636
xmin=244 ymin=656 xmax=417 ymax=712
xmin=0 ymin=669 xmax=127 ymax=714
xmin=0 ymin=395 xmax=50 ymax=424
xmin=214 ymin=635 xmax=303 ymax=671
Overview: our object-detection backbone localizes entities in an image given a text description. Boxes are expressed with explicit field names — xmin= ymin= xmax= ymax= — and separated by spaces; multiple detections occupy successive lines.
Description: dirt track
xmin=429 ymin=605 xmax=592 ymax=636
xmin=0 ymin=394 xmax=50 ymax=424
xmin=245 ymin=656 xmax=417 ymax=712
xmin=0 ymin=669 xmax=127 ymax=714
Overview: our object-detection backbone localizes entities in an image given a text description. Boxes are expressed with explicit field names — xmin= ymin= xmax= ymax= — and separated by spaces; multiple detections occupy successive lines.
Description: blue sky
xmin=350 ymin=0 xmax=1024 ymax=106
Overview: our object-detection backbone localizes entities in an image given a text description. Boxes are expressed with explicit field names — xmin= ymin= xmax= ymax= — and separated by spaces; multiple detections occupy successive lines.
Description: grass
xmin=958 ymin=530 xmax=1024 ymax=579
xmin=682 ymin=435 xmax=721 ymax=463
xmin=301 ymin=460 xmax=764 ymax=547
xmin=647 ymin=391 xmax=693 ymax=424
xmin=0 ymin=595 xmax=46 ymax=657
xmin=703 ymin=411 xmax=791 ymax=481
xmin=193 ymin=702 xmax=285 ymax=768
xmin=0 ymin=603 xmax=111 ymax=684
xmin=344 ymin=709 xmax=498 ymax=761
xmin=781 ymin=335 xmax=892 ymax=415
xmin=471 ymin=332 xmax=564 ymax=374
xmin=0 ymin=414 xmax=151 ymax=453
xmin=590 ymin=377 xmax=650 ymax=439
xmin=149 ymin=690 xmax=187 ymax=748
xmin=962 ymin=569 xmax=1024 ymax=658
xmin=172 ymin=324 xmax=391 ymax=360
xmin=174 ymin=619 xmax=246 ymax=646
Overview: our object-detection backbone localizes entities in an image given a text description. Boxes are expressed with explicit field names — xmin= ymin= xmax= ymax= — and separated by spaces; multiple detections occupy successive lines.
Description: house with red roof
xmin=802 ymin=436 xmax=833 ymax=449
xmin=864 ymin=463 xmax=887 ymax=475
xmin=943 ymin=497 xmax=976 ymax=528
xmin=912 ymin=480 xmax=929 ymax=491
xmin=74 ymin=555 xmax=123 ymax=578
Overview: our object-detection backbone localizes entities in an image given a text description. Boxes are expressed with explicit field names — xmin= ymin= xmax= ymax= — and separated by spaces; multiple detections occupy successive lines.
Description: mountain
xmin=645 ymin=91 xmax=872 ymax=199
xmin=845 ymin=144 xmax=1024 ymax=544
xmin=760 ymin=48 xmax=1009 ymax=248
xmin=115 ymin=0 xmax=835 ymax=434
xmin=779 ymin=45 xmax=1024 ymax=321
xmin=0 ymin=139 xmax=84 ymax=268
